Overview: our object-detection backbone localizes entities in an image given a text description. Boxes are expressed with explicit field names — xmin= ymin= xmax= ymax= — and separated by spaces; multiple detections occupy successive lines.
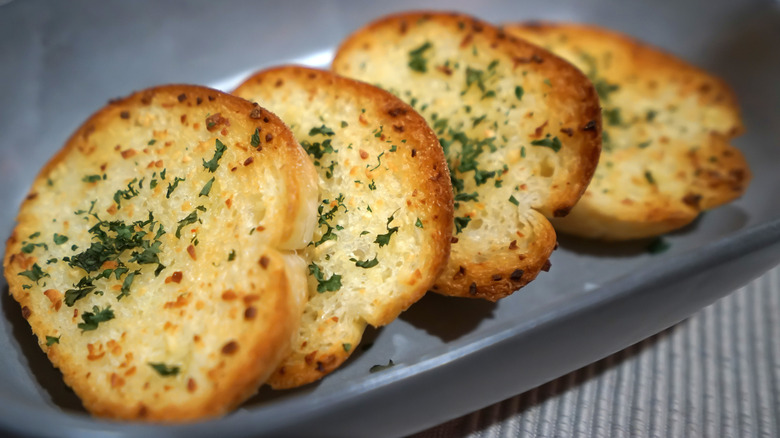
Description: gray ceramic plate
xmin=1 ymin=1 xmax=779 ymax=437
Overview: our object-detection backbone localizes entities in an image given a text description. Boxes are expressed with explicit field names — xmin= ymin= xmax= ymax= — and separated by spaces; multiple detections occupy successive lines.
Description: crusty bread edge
xmin=2 ymin=85 xmax=311 ymax=421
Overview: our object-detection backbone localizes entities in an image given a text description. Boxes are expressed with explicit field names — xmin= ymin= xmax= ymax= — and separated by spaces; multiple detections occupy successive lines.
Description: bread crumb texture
xmin=3 ymin=85 xmax=318 ymax=421
xmin=505 ymin=22 xmax=750 ymax=239
xmin=333 ymin=12 xmax=601 ymax=300
xmin=234 ymin=66 xmax=453 ymax=388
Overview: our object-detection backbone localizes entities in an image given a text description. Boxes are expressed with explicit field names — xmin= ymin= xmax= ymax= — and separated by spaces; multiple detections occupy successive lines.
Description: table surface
xmin=415 ymin=266 xmax=780 ymax=437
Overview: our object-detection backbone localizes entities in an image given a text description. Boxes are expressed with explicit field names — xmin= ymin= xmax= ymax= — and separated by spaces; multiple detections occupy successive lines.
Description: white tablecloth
xmin=415 ymin=266 xmax=780 ymax=437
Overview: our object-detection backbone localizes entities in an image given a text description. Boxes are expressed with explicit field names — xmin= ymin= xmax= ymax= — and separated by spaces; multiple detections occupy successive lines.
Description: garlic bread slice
xmin=3 ymin=85 xmax=318 ymax=421
xmin=505 ymin=22 xmax=750 ymax=239
xmin=333 ymin=12 xmax=601 ymax=300
xmin=234 ymin=66 xmax=453 ymax=388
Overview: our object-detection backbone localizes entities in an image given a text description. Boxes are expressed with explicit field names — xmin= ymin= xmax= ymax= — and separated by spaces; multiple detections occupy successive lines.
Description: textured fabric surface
xmin=414 ymin=266 xmax=780 ymax=437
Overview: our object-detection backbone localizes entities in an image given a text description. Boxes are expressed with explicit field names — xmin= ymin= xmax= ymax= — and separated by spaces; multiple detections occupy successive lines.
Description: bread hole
xmin=539 ymin=157 xmax=554 ymax=178
xmin=381 ymin=267 xmax=392 ymax=281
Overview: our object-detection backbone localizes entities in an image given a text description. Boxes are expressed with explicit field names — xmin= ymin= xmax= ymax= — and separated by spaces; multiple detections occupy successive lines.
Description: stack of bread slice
xmin=2 ymin=10 xmax=750 ymax=423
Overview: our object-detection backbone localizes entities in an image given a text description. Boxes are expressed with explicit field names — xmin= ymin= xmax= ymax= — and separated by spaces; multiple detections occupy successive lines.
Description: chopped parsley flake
xmin=646 ymin=110 xmax=658 ymax=122
xmin=148 ymin=362 xmax=180 ymax=377
xmin=454 ymin=216 xmax=471 ymax=234
xmin=515 ymin=86 xmax=524 ymax=101
xmin=250 ymin=128 xmax=261 ymax=147
xmin=509 ymin=195 xmax=519 ymax=206
xmin=301 ymin=139 xmax=336 ymax=160
xmin=82 ymin=175 xmax=102 ymax=183
xmin=644 ymin=170 xmax=656 ymax=185
xmin=603 ymin=108 xmax=622 ymax=126
xmin=118 ymin=270 xmax=140 ymax=300
xmin=370 ymin=359 xmax=395 ymax=373
xmin=18 ymin=263 xmax=49 ymax=284
xmin=313 ymin=195 xmax=346 ymax=247
xmin=21 ymin=242 xmax=47 ymax=254
xmin=342 ymin=343 xmax=352 ymax=352
xmin=369 ymin=151 xmax=385 ymax=171
xmin=408 ymin=41 xmax=432 ymax=72
xmin=228 ymin=250 xmax=236 ymax=261
xmin=594 ymin=79 xmax=620 ymax=102
xmin=53 ymin=234 xmax=68 ymax=245
xmin=147 ymin=139 xmax=157 ymax=145
xmin=309 ymin=125 xmax=335 ymax=137
xmin=454 ymin=192 xmax=479 ymax=202
xmin=175 ymin=210 xmax=201 ymax=238
xmin=166 ymin=177 xmax=186 ymax=199
xmin=78 ymin=305 xmax=115 ymax=332
xmin=113 ymin=178 xmax=140 ymax=209
xmin=308 ymin=262 xmax=342 ymax=293
xmin=530 ymin=136 xmax=562 ymax=153
xmin=374 ymin=214 xmax=399 ymax=247
xmin=45 ymin=336 xmax=60 ymax=346
xmin=350 ymin=255 xmax=379 ymax=269
xmin=199 ymin=177 xmax=215 ymax=197
xmin=647 ymin=237 xmax=670 ymax=254
xmin=415 ymin=218 xmax=424 ymax=228
xmin=202 ymin=139 xmax=227 ymax=172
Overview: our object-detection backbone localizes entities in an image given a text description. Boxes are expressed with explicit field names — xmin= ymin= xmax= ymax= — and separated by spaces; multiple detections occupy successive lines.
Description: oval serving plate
xmin=1 ymin=1 xmax=779 ymax=437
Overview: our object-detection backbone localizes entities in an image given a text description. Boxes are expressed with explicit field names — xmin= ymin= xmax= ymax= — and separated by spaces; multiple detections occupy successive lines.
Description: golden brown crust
xmin=333 ymin=11 xmax=601 ymax=300
xmin=3 ymin=85 xmax=317 ymax=421
xmin=505 ymin=22 xmax=750 ymax=240
xmin=432 ymin=211 xmax=556 ymax=301
xmin=234 ymin=66 xmax=453 ymax=387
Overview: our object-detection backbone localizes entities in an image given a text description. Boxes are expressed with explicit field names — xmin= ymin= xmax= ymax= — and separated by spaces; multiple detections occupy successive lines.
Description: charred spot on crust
xmin=196 ymin=96 xmax=203 ymax=105
xmin=582 ymin=120 xmax=598 ymax=131
xmin=82 ymin=125 xmax=96 ymax=141
xmin=560 ymin=127 xmax=574 ymax=137
xmin=387 ymin=107 xmax=408 ymax=117
xmin=221 ymin=341 xmax=239 ymax=355
xmin=259 ymin=255 xmax=270 ymax=269
xmin=542 ymin=260 xmax=552 ymax=272
xmin=682 ymin=193 xmax=702 ymax=209
xmin=250 ymin=107 xmax=264 ymax=119
xmin=140 ymin=91 xmax=155 ymax=105
xmin=177 ymin=93 xmax=187 ymax=102
xmin=510 ymin=269 xmax=524 ymax=281
xmin=513 ymin=54 xmax=544 ymax=66
xmin=492 ymin=274 xmax=502 ymax=281
xmin=21 ymin=306 xmax=31 ymax=319
xmin=205 ymin=113 xmax=228 ymax=132
xmin=120 ymin=111 xmax=130 ymax=119
xmin=468 ymin=282 xmax=478 ymax=295
xmin=553 ymin=206 xmax=572 ymax=217
xmin=729 ymin=168 xmax=746 ymax=183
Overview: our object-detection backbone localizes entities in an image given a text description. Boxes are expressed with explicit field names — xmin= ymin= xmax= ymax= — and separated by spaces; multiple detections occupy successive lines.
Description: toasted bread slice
xmin=3 ymin=85 xmax=318 ymax=421
xmin=504 ymin=22 xmax=750 ymax=239
xmin=233 ymin=66 xmax=453 ymax=388
xmin=333 ymin=12 xmax=602 ymax=300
